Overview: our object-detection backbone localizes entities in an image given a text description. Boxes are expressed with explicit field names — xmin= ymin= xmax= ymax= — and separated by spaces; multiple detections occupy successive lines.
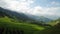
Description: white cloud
xmin=46 ymin=7 xmax=60 ymax=15
xmin=31 ymin=6 xmax=45 ymax=15
xmin=0 ymin=0 xmax=60 ymax=17
xmin=0 ymin=0 xmax=34 ymax=12
xmin=28 ymin=6 xmax=60 ymax=16
xmin=51 ymin=1 xmax=60 ymax=5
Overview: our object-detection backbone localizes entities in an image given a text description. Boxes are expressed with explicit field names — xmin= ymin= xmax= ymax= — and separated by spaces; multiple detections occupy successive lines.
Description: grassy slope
xmin=47 ymin=20 xmax=60 ymax=34
xmin=0 ymin=17 xmax=45 ymax=34
xmin=0 ymin=17 xmax=60 ymax=34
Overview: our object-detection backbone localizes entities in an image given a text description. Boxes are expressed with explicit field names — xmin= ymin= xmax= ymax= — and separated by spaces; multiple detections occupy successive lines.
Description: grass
xmin=0 ymin=17 xmax=45 ymax=34
xmin=0 ymin=17 xmax=60 ymax=34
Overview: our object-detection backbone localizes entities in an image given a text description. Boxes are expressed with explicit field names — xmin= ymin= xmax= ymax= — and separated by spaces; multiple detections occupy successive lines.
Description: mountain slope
xmin=0 ymin=7 xmax=51 ymax=23
xmin=0 ymin=17 xmax=45 ymax=34
xmin=26 ymin=14 xmax=51 ymax=22
xmin=0 ymin=7 xmax=35 ymax=22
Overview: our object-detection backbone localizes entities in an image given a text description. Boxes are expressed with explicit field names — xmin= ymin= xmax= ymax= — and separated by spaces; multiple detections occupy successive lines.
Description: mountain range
xmin=0 ymin=7 xmax=51 ymax=23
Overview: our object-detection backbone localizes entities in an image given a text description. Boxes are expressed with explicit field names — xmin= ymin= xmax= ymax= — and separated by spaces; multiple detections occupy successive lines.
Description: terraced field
xmin=0 ymin=17 xmax=45 ymax=34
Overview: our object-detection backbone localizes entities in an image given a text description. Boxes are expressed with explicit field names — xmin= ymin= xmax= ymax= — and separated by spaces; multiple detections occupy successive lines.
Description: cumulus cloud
xmin=51 ymin=1 xmax=60 ymax=6
xmin=45 ymin=7 xmax=60 ymax=16
xmin=28 ymin=6 xmax=60 ymax=16
xmin=0 ymin=0 xmax=60 ymax=17
xmin=0 ymin=0 xmax=34 ymax=12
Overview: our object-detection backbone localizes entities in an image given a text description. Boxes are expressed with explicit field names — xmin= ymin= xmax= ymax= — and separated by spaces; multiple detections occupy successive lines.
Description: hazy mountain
xmin=26 ymin=14 xmax=51 ymax=22
xmin=43 ymin=15 xmax=60 ymax=20
xmin=0 ymin=7 xmax=34 ymax=22
xmin=0 ymin=7 xmax=51 ymax=23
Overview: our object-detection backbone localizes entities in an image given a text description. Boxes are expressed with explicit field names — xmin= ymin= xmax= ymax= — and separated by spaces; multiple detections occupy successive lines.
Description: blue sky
xmin=31 ymin=0 xmax=60 ymax=7
xmin=0 ymin=0 xmax=60 ymax=18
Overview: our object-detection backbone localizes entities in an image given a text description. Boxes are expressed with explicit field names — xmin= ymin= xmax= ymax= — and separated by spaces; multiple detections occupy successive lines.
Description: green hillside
xmin=0 ymin=16 xmax=45 ymax=34
xmin=0 ymin=10 xmax=60 ymax=34
xmin=0 ymin=16 xmax=60 ymax=34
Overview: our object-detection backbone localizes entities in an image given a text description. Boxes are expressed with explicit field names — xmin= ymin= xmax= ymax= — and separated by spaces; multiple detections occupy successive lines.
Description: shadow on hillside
xmin=0 ymin=28 xmax=24 ymax=34
xmin=39 ymin=25 xmax=60 ymax=34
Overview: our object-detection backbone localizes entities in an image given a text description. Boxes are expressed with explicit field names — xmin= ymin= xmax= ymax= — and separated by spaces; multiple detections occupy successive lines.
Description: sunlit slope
xmin=48 ymin=18 xmax=60 ymax=26
xmin=0 ymin=17 xmax=45 ymax=34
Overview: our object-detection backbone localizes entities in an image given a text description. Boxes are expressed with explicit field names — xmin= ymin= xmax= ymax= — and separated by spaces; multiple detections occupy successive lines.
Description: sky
xmin=0 ymin=0 xmax=60 ymax=18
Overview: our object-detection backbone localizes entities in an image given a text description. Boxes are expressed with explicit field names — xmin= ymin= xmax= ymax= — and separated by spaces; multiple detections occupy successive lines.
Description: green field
xmin=0 ymin=17 xmax=60 ymax=34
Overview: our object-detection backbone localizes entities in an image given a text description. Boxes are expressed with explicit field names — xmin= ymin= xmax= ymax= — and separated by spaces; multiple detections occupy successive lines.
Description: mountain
xmin=0 ymin=7 xmax=51 ymax=23
xmin=26 ymin=14 xmax=51 ymax=22
xmin=43 ymin=15 xmax=60 ymax=20
xmin=0 ymin=7 xmax=34 ymax=22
